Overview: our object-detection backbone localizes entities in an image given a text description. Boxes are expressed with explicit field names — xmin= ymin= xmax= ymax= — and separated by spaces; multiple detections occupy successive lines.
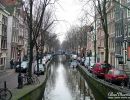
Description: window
xmin=108 ymin=70 xmax=113 ymax=74
xmin=1 ymin=37 xmax=7 ymax=49
xmin=128 ymin=23 xmax=130 ymax=36
xmin=2 ymin=15 xmax=7 ymax=25
xmin=1 ymin=15 xmax=7 ymax=49
xmin=127 ymin=9 xmax=130 ymax=17
xmin=0 ymin=58 xmax=6 ymax=65
xmin=2 ymin=16 xmax=7 ymax=37
xmin=2 ymin=25 xmax=7 ymax=36
xmin=127 ymin=0 xmax=130 ymax=3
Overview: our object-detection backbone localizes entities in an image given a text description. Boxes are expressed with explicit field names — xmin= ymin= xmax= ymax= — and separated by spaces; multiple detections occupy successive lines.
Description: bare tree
xmin=80 ymin=0 xmax=110 ymax=63
xmin=93 ymin=0 xmax=109 ymax=64
xmin=23 ymin=0 xmax=57 ymax=78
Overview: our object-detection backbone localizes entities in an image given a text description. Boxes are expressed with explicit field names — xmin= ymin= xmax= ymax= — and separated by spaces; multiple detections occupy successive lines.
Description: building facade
xmin=115 ymin=0 xmax=128 ymax=69
xmin=107 ymin=0 xmax=115 ymax=66
xmin=2 ymin=0 xmax=28 ymax=68
xmin=0 ymin=4 xmax=9 ymax=70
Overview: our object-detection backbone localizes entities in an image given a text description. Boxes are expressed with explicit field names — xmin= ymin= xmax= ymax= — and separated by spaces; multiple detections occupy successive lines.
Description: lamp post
xmin=121 ymin=8 xmax=127 ymax=70
xmin=17 ymin=47 xmax=23 ymax=89
xmin=87 ymin=50 xmax=92 ymax=66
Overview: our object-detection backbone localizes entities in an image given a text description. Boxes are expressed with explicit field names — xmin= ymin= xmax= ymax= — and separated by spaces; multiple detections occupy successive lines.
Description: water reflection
xmin=43 ymin=55 xmax=94 ymax=100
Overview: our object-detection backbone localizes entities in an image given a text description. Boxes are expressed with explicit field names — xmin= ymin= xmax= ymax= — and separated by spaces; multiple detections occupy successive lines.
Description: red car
xmin=105 ymin=68 xmax=129 ymax=86
xmin=91 ymin=63 xmax=112 ymax=78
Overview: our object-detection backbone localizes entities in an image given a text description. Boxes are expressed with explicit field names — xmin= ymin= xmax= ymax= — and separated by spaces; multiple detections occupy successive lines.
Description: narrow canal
xmin=42 ymin=55 xmax=95 ymax=100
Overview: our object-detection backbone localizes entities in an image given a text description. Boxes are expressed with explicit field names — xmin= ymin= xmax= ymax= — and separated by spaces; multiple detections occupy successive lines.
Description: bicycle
xmin=23 ymin=73 xmax=40 ymax=85
xmin=0 ymin=81 xmax=12 ymax=100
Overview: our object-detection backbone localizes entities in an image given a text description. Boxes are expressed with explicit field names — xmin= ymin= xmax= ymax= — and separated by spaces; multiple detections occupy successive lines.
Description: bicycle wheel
xmin=33 ymin=75 xmax=40 ymax=84
xmin=35 ymin=76 xmax=40 ymax=84
xmin=0 ymin=89 xmax=12 ymax=100
xmin=27 ymin=77 xmax=34 ymax=85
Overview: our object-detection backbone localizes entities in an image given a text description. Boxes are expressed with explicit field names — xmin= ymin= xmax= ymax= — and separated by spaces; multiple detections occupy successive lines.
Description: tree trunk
xmin=28 ymin=0 xmax=33 ymax=78
xmin=36 ymin=43 xmax=39 ymax=75
xmin=40 ymin=42 xmax=44 ymax=63
xmin=28 ymin=42 xmax=33 ymax=77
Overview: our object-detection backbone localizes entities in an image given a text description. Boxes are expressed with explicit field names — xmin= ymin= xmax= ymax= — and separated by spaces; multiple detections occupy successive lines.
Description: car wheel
xmin=127 ymin=81 xmax=130 ymax=89
xmin=15 ymin=69 xmax=17 ymax=72
xmin=105 ymin=78 xmax=108 ymax=82
xmin=120 ymin=81 xmax=125 ymax=87
xmin=109 ymin=79 xmax=112 ymax=83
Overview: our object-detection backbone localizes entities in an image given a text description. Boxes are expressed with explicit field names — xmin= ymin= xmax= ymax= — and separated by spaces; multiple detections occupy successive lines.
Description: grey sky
xmin=55 ymin=0 xmax=84 ymax=43
xmin=54 ymin=0 xmax=94 ymax=43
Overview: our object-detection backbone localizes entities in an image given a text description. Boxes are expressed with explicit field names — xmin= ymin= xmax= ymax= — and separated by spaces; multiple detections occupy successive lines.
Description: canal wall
xmin=13 ymin=58 xmax=53 ymax=100
xmin=78 ymin=65 xmax=130 ymax=100
xmin=18 ymin=77 xmax=47 ymax=100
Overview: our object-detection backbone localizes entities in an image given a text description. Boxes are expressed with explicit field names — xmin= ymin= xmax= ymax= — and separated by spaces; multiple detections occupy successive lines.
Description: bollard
xmin=4 ymin=81 xmax=6 ymax=89
xmin=17 ymin=73 xmax=23 ymax=89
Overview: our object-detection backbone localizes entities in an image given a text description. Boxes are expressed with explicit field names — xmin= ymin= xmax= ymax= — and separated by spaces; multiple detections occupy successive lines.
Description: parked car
xmin=34 ymin=64 xmax=45 ymax=75
xmin=70 ymin=60 xmax=78 ymax=68
xmin=42 ymin=56 xmax=48 ymax=65
xmin=105 ymin=68 xmax=129 ymax=86
xmin=84 ymin=57 xmax=95 ymax=72
xmin=46 ymin=54 xmax=52 ymax=61
xmin=15 ymin=61 xmax=28 ymax=73
xmin=71 ymin=54 xmax=77 ymax=60
xmin=91 ymin=63 xmax=112 ymax=78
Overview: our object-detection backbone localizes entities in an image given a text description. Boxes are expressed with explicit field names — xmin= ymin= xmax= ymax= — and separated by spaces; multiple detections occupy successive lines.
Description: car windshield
xmin=101 ymin=64 xmax=111 ymax=68
xmin=35 ymin=64 xmax=43 ymax=68
xmin=108 ymin=70 xmax=113 ymax=74
xmin=114 ymin=70 xmax=126 ymax=75
xmin=21 ymin=62 xmax=27 ymax=66
xmin=71 ymin=61 xmax=77 ymax=65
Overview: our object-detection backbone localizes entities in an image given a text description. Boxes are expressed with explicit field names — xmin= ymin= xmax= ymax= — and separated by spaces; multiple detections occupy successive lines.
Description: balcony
xmin=17 ymin=42 xmax=24 ymax=46
xmin=18 ymin=34 xmax=24 ymax=38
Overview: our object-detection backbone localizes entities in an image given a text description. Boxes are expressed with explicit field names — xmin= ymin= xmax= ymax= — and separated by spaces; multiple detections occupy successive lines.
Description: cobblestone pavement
xmin=0 ymin=62 xmax=37 ymax=90
xmin=0 ymin=61 xmax=48 ymax=100
xmin=0 ymin=69 xmax=18 ymax=90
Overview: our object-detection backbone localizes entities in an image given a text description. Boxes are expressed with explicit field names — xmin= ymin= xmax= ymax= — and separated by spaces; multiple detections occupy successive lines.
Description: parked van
xmin=84 ymin=57 xmax=95 ymax=68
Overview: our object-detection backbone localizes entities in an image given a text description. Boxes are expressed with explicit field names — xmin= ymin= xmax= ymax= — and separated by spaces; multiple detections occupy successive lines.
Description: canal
xmin=42 ymin=55 xmax=95 ymax=100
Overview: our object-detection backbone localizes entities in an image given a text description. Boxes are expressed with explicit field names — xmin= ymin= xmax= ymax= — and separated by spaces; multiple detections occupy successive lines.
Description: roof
xmin=0 ymin=0 xmax=23 ymax=15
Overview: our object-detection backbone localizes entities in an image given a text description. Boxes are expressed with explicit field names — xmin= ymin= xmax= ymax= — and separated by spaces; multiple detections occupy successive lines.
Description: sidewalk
xmin=11 ymin=74 xmax=46 ymax=100
xmin=0 ymin=69 xmax=16 ymax=89
xmin=0 ymin=68 xmax=47 ymax=100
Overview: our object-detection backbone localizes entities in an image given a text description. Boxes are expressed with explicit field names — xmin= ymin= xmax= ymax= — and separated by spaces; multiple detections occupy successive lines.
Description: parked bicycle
xmin=0 ymin=81 xmax=12 ymax=100
xmin=23 ymin=73 xmax=40 ymax=85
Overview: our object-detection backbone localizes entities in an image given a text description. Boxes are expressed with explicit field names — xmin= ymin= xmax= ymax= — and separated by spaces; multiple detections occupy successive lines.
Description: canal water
xmin=42 ymin=55 xmax=95 ymax=100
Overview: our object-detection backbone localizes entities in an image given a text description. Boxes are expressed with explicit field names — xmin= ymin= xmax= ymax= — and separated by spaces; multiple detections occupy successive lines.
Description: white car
xmin=42 ymin=56 xmax=47 ymax=65
xmin=34 ymin=64 xmax=45 ymax=75
xmin=70 ymin=60 xmax=78 ymax=68
xmin=84 ymin=57 xmax=95 ymax=72
xmin=15 ymin=61 xmax=28 ymax=73
xmin=71 ymin=54 xmax=77 ymax=60
xmin=46 ymin=54 xmax=52 ymax=60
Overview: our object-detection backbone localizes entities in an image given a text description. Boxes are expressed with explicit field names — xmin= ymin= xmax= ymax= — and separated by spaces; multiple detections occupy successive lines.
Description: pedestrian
xmin=10 ymin=59 xmax=14 ymax=69
xmin=14 ymin=59 xmax=18 ymax=68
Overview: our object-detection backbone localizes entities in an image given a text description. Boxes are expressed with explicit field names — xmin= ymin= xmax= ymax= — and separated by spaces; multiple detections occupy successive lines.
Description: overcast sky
xmin=54 ymin=0 xmax=94 ymax=43
xmin=55 ymin=0 xmax=84 ymax=43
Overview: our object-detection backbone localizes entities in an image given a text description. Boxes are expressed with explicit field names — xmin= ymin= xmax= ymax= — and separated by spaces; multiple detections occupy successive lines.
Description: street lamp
xmin=87 ymin=50 xmax=92 ymax=66
xmin=17 ymin=47 xmax=23 ymax=89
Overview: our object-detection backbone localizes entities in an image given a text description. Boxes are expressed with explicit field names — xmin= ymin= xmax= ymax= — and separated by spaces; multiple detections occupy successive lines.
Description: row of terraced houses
xmin=0 ymin=0 xmax=28 ymax=70
xmin=0 ymin=0 xmax=50 ymax=71
xmin=86 ymin=0 xmax=130 ymax=72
